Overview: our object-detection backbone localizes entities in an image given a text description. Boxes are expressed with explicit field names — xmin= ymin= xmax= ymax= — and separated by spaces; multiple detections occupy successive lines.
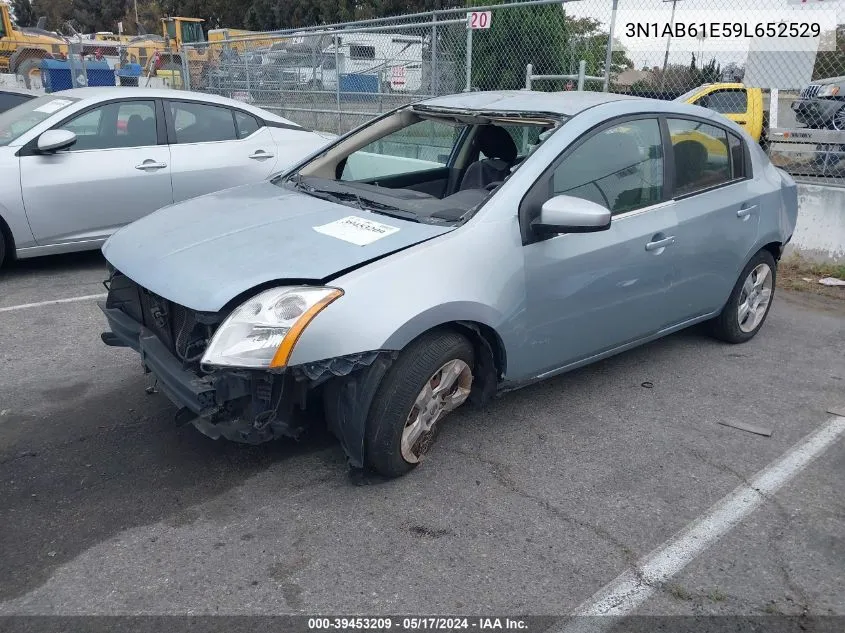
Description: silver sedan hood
xmin=102 ymin=181 xmax=454 ymax=312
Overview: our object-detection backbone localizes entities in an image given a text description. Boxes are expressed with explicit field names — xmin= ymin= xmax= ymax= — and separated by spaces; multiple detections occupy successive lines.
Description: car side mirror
xmin=532 ymin=195 xmax=612 ymax=237
xmin=37 ymin=129 xmax=77 ymax=154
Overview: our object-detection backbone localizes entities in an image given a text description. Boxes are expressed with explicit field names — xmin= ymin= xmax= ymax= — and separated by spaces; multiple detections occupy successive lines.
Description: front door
xmin=518 ymin=117 xmax=678 ymax=378
xmin=19 ymin=98 xmax=173 ymax=245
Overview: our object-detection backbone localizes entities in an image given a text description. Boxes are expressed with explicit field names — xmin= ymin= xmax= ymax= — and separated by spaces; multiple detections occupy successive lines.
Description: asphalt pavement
xmin=0 ymin=251 xmax=843 ymax=625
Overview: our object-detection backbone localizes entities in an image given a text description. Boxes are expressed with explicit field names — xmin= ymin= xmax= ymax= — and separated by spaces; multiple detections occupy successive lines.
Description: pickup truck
xmin=674 ymin=83 xmax=767 ymax=146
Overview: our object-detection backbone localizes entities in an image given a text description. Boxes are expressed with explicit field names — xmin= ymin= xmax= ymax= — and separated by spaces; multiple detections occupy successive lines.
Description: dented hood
xmin=102 ymin=181 xmax=453 ymax=312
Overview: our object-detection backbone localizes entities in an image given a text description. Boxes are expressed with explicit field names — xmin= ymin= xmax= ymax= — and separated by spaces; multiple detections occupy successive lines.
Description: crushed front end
xmin=99 ymin=269 xmax=392 ymax=464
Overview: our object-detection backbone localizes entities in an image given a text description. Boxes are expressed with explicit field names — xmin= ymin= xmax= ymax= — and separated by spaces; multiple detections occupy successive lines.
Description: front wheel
xmin=365 ymin=331 xmax=475 ymax=478
xmin=709 ymin=250 xmax=777 ymax=344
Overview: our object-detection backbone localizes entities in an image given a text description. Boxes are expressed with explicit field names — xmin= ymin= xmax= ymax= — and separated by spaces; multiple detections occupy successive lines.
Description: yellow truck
xmin=1 ymin=5 xmax=208 ymax=87
xmin=675 ymin=83 xmax=767 ymax=147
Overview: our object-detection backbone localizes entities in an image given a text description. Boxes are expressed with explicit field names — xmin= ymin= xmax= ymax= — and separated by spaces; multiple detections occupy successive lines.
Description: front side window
xmin=552 ymin=118 xmax=664 ymax=215
xmin=341 ymin=118 xmax=465 ymax=181
xmin=58 ymin=100 xmax=157 ymax=151
xmin=668 ymin=119 xmax=732 ymax=195
xmin=170 ymin=102 xmax=237 ymax=143
xmin=700 ymin=90 xmax=747 ymax=114
xmin=181 ymin=22 xmax=205 ymax=44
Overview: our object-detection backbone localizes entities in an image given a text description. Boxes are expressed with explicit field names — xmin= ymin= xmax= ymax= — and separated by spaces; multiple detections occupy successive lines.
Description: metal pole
xmin=335 ymin=35 xmax=341 ymax=135
xmin=577 ymin=59 xmax=586 ymax=91
xmin=602 ymin=0 xmax=618 ymax=92
xmin=464 ymin=26 xmax=472 ymax=92
xmin=245 ymin=48 xmax=251 ymax=96
xmin=431 ymin=12 xmax=438 ymax=96
xmin=134 ymin=0 xmax=139 ymax=26
xmin=525 ymin=63 xmax=533 ymax=90
xmin=181 ymin=44 xmax=191 ymax=91
xmin=659 ymin=0 xmax=678 ymax=92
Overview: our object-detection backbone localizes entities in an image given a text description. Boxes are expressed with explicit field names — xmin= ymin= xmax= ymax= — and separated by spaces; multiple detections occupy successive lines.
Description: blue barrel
xmin=40 ymin=59 xmax=115 ymax=92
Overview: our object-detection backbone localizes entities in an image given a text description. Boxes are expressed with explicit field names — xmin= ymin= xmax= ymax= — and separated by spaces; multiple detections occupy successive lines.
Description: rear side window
xmin=551 ymin=118 xmax=664 ymax=215
xmin=170 ymin=101 xmax=237 ymax=143
xmin=234 ymin=111 xmax=261 ymax=139
xmin=668 ymin=119 xmax=732 ymax=196
xmin=699 ymin=89 xmax=747 ymax=114
xmin=729 ymin=133 xmax=746 ymax=179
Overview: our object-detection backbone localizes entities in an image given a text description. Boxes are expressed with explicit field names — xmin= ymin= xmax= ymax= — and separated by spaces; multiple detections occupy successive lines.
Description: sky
xmin=561 ymin=0 xmax=842 ymax=71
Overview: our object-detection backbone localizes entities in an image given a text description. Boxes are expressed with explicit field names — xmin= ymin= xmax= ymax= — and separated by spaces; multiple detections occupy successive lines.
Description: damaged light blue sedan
xmin=99 ymin=91 xmax=798 ymax=478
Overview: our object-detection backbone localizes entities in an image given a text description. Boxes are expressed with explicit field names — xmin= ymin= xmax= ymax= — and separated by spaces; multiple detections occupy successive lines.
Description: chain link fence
xmin=179 ymin=0 xmax=838 ymax=185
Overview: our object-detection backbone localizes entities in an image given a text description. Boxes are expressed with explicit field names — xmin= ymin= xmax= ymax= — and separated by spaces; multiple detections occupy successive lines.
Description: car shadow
xmin=0 ymin=250 xmax=107 ymax=282
xmin=0 ymin=381 xmax=341 ymax=602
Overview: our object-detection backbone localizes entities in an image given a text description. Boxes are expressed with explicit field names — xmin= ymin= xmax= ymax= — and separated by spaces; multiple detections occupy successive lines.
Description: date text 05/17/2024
xmin=307 ymin=617 xmax=529 ymax=630
xmin=625 ymin=21 xmax=821 ymax=39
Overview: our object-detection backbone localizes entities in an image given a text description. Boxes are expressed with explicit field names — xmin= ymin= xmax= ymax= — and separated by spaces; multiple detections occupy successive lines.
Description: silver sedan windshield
xmin=0 ymin=95 xmax=80 ymax=147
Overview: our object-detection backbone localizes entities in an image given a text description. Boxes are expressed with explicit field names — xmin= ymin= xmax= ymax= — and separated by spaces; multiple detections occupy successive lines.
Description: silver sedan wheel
xmin=401 ymin=359 xmax=473 ymax=464
xmin=738 ymin=263 xmax=774 ymax=333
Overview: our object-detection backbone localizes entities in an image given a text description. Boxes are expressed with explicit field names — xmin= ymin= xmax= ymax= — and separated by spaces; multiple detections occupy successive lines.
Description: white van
xmin=272 ymin=31 xmax=424 ymax=93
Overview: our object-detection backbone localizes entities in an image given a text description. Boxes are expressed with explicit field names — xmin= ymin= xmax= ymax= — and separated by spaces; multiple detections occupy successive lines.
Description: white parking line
xmin=0 ymin=293 xmax=107 ymax=314
xmin=558 ymin=415 xmax=845 ymax=631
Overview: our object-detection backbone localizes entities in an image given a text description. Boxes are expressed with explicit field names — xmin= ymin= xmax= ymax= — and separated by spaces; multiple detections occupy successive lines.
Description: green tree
xmin=465 ymin=0 xmax=570 ymax=91
xmin=29 ymin=0 xmax=73 ymax=32
xmin=10 ymin=0 xmax=35 ymax=27
xmin=71 ymin=0 xmax=128 ymax=33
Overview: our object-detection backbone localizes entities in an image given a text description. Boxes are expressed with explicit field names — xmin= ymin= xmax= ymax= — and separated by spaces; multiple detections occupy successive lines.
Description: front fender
xmin=0 ymin=149 xmax=36 ymax=251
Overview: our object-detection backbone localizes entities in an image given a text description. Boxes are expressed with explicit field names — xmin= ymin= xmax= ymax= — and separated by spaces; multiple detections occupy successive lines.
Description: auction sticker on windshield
xmin=34 ymin=99 xmax=74 ymax=114
xmin=314 ymin=216 xmax=400 ymax=246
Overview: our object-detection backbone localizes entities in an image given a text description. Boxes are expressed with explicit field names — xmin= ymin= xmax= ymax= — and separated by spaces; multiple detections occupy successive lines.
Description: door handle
xmin=737 ymin=205 xmax=758 ymax=219
xmin=135 ymin=160 xmax=167 ymax=171
xmin=249 ymin=150 xmax=275 ymax=160
xmin=645 ymin=236 xmax=676 ymax=252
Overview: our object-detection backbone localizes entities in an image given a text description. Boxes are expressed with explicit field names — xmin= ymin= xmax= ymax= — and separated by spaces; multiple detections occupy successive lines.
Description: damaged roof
xmin=416 ymin=90 xmax=640 ymax=117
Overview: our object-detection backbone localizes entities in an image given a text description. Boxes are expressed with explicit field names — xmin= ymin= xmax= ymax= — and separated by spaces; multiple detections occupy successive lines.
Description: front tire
xmin=365 ymin=331 xmax=475 ymax=478
xmin=709 ymin=250 xmax=777 ymax=344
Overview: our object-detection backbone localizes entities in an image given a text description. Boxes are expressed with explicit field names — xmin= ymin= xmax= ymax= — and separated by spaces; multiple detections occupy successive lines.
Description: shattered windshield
xmin=275 ymin=108 xmax=563 ymax=225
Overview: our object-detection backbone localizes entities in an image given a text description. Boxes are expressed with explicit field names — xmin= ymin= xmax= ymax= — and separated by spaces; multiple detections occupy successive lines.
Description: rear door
xmin=165 ymin=99 xmax=281 ymax=202
xmin=665 ymin=117 xmax=761 ymax=322
xmin=19 ymin=98 xmax=173 ymax=245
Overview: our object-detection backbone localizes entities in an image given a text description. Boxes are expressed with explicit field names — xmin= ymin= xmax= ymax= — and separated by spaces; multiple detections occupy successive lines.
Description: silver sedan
xmin=100 ymin=90 xmax=798 ymax=478
xmin=0 ymin=87 xmax=332 ymax=266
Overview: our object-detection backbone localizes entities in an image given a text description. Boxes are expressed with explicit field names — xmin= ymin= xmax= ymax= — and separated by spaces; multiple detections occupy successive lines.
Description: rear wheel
xmin=0 ymin=231 xmax=6 ymax=268
xmin=709 ymin=250 xmax=777 ymax=344
xmin=365 ymin=331 xmax=475 ymax=478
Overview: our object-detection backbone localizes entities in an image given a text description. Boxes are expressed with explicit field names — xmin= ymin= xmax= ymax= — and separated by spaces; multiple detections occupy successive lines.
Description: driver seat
xmin=459 ymin=125 xmax=518 ymax=191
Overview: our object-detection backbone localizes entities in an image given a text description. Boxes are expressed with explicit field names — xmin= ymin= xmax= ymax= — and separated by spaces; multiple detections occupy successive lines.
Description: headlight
xmin=201 ymin=286 xmax=343 ymax=370
xmin=818 ymin=85 xmax=840 ymax=97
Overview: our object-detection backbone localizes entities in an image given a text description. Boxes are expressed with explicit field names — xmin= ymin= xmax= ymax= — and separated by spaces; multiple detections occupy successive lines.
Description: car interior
xmin=289 ymin=107 xmax=561 ymax=223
